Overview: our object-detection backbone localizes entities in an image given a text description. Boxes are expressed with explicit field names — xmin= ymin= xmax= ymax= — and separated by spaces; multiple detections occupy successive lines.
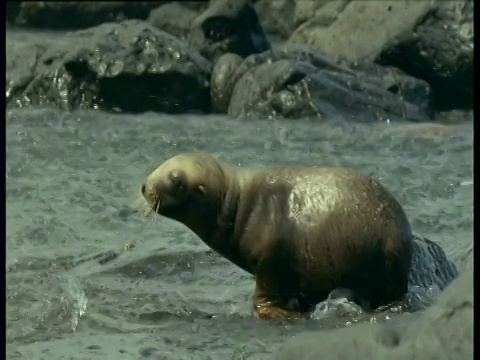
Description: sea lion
xmin=141 ymin=152 xmax=413 ymax=320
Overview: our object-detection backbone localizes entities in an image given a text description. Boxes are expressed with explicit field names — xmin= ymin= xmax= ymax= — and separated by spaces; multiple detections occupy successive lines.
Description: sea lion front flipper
xmin=253 ymin=278 xmax=311 ymax=320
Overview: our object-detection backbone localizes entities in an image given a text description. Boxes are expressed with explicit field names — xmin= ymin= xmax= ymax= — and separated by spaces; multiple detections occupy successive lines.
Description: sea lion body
xmin=141 ymin=153 xmax=413 ymax=319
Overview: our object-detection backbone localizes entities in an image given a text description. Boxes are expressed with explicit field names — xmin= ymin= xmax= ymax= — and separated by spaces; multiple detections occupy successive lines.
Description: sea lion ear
xmin=196 ymin=184 xmax=206 ymax=195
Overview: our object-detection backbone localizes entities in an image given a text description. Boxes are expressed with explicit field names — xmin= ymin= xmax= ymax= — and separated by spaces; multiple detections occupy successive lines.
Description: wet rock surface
xmin=275 ymin=263 xmax=473 ymax=360
xmin=404 ymin=235 xmax=459 ymax=311
xmin=6 ymin=21 xmax=212 ymax=114
xmin=409 ymin=235 xmax=458 ymax=292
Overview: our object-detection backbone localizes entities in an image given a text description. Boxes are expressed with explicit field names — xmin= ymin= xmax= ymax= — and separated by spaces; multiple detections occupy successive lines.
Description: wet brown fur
xmin=141 ymin=152 xmax=413 ymax=320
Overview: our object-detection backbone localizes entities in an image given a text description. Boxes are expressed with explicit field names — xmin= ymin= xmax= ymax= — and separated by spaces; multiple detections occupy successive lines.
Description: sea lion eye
xmin=168 ymin=170 xmax=185 ymax=192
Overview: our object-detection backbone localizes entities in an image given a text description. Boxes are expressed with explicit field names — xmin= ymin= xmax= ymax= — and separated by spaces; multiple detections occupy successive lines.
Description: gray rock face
xmin=275 ymin=263 xmax=473 ymax=360
xmin=211 ymin=47 xmax=433 ymax=122
xmin=288 ymin=0 xmax=473 ymax=111
xmin=289 ymin=1 xmax=433 ymax=63
xmin=188 ymin=0 xmax=271 ymax=62
xmin=6 ymin=20 xmax=212 ymax=114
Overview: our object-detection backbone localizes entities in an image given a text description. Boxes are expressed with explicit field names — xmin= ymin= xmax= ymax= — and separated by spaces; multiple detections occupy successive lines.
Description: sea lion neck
xmin=206 ymin=165 xmax=244 ymax=243
xmin=202 ymin=166 xmax=256 ymax=273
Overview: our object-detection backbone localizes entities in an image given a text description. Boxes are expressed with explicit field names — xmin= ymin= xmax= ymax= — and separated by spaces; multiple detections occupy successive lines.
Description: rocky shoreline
xmin=6 ymin=0 xmax=473 ymax=122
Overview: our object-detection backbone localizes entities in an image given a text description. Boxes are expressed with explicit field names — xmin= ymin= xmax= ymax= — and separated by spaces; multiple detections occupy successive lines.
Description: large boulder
xmin=288 ymin=0 xmax=473 ymax=111
xmin=210 ymin=47 xmax=433 ymax=122
xmin=6 ymin=20 xmax=212 ymax=114
xmin=188 ymin=0 xmax=271 ymax=62
xmin=274 ymin=263 xmax=473 ymax=360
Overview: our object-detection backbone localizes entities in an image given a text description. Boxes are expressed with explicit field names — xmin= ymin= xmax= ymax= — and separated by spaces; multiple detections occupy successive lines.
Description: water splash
xmin=59 ymin=276 xmax=88 ymax=332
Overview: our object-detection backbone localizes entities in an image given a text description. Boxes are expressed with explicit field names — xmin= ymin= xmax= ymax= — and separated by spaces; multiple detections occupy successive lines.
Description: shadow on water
xmin=6 ymin=108 xmax=473 ymax=359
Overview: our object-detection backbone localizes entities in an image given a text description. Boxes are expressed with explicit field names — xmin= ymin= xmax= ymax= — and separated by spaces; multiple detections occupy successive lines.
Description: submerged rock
xmin=6 ymin=20 xmax=212 ymax=114
xmin=211 ymin=47 xmax=433 ymax=122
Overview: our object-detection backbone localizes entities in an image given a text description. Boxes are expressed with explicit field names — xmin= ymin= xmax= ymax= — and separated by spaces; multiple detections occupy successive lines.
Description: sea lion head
xmin=141 ymin=152 xmax=229 ymax=238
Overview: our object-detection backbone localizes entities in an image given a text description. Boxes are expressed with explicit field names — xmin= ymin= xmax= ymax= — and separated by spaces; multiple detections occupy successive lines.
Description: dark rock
xmin=211 ymin=47 xmax=433 ymax=122
xmin=274 ymin=263 xmax=473 ymax=360
xmin=147 ymin=3 xmax=199 ymax=41
xmin=377 ymin=1 xmax=473 ymax=111
xmin=6 ymin=21 xmax=212 ymax=114
xmin=188 ymin=0 xmax=271 ymax=62
xmin=6 ymin=1 xmax=165 ymax=30
xmin=288 ymin=0 xmax=473 ymax=112
xmin=409 ymin=235 xmax=458 ymax=292
xmin=405 ymin=235 xmax=459 ymax=310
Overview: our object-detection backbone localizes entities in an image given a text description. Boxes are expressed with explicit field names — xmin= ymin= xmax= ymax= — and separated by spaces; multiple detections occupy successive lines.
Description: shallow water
xmin=6 ymin=108 xmax=473 ymax=359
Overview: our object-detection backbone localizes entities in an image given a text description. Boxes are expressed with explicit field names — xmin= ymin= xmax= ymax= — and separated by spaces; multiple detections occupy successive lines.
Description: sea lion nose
xmin=141 ymin=183 xmax=146 ymax=196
